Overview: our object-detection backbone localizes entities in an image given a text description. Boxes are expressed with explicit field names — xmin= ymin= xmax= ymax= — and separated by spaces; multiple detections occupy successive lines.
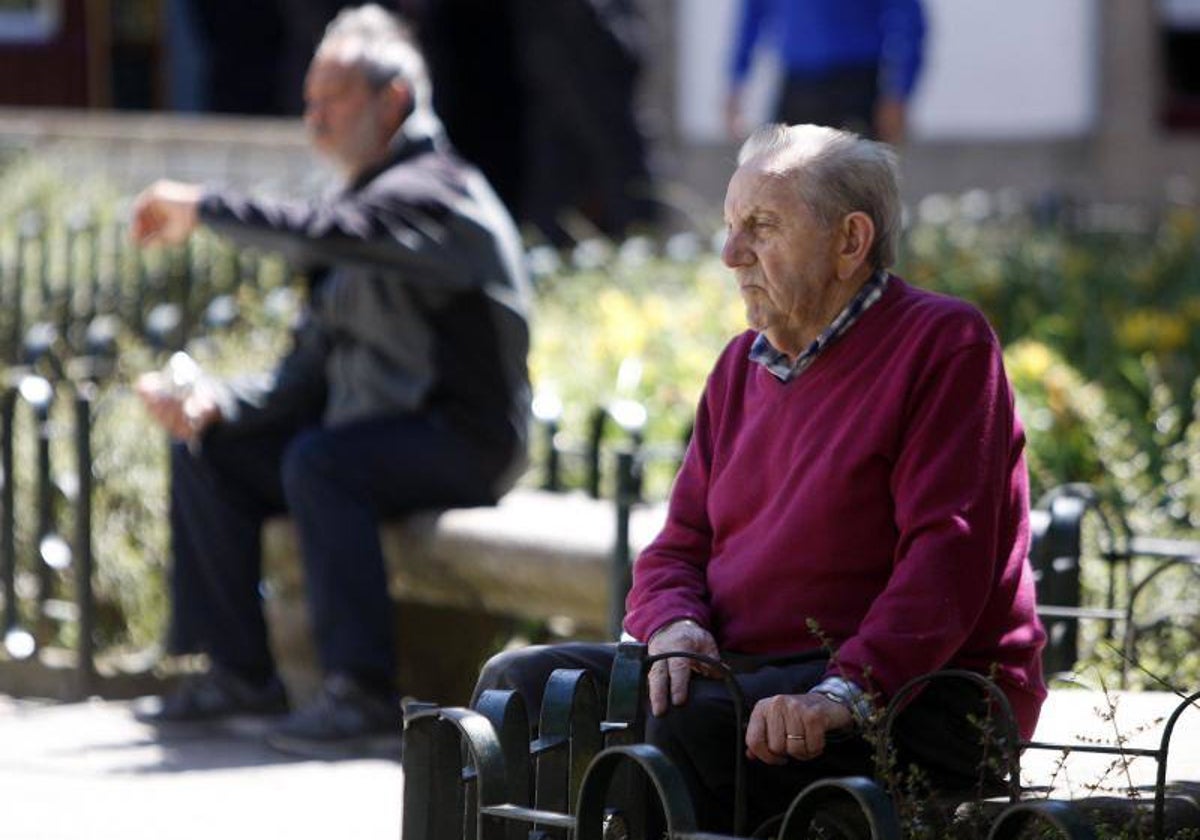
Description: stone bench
xmin=259 ymin=480 xmax=1096 ymax=704
xmin=260 ymin=487 xmax=668 ymax=703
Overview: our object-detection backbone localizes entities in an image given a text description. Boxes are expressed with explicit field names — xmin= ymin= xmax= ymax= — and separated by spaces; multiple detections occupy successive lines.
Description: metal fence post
xmin=611 ymin=449 xmax=636 ymax=640
xmin=73 ymin=382 xmax=95 ymax=698
xmin=0 ymin=387 xmax=15 ymax=634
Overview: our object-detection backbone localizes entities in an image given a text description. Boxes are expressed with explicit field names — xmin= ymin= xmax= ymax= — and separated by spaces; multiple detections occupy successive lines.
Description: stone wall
xmin=0 ymin=108 xmax=332 ymax=197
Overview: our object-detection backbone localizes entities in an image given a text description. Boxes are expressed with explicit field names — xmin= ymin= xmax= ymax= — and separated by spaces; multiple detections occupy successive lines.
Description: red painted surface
xmin=0 ymin=0 xmax=91 ymax=107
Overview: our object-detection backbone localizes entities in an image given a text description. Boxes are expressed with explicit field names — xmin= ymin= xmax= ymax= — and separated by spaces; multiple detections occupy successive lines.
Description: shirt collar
xmin=749 ymin=270 xmax=891 ymax=382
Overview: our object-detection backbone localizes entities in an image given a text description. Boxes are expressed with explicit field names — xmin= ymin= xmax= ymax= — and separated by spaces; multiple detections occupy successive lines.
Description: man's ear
xmin=836 ymin=211 xmax=876 ymax=281
xmin=383 ymin=80 xmax=412 ymax=131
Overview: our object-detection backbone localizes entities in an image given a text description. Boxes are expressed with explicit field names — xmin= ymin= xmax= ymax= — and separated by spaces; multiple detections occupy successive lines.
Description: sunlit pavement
xmin=2 ymin=689 xmax=1200 ymax=839
xmin=0 ymin=696 xmax=403 ymax=840
xmin=1023 ymin=687 xmax=1200 ymax=797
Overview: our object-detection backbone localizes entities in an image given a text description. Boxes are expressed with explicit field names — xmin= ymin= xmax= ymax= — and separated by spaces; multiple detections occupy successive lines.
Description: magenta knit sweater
xmin=624 ymin=278 xmax=1047 ymax=739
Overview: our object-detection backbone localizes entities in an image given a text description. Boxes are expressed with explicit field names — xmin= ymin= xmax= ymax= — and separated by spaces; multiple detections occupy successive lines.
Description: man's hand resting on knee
xmin=646 ymin=618 xmax=720 ymax=717
xmin=745 ymin=693 xmax=853 ymax=764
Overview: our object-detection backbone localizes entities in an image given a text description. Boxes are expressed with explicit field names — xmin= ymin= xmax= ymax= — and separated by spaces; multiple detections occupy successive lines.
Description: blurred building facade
xmin=673 ymin=0 xmax=1200 ymax=215
xmin=0 ymin=0 xmax=161 ymax=109
xmin=0 ymin=0 xmax=1197 ymax=217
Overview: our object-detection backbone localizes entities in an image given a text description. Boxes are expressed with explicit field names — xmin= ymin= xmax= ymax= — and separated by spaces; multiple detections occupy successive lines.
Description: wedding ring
xmin=786 ymin=733 xmax=806 ymax=741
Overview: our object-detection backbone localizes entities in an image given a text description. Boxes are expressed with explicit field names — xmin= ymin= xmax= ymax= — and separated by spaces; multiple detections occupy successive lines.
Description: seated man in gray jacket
xmin=131 ymin=4 xmax=530 ymax=758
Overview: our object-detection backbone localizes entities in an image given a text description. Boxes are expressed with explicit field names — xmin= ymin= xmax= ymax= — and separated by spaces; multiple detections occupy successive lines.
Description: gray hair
xmin=316 ymin=4 xmax=439 ymax=135
xmin=737 ymin=124 xmax=901 ymax=269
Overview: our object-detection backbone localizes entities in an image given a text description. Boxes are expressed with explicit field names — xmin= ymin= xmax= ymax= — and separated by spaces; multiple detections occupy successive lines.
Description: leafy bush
xmin=903 ymin=198 xmax=1200 ymax=515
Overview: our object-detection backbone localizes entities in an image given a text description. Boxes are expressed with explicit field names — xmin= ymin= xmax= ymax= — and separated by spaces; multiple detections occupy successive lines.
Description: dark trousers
xmin=776 ymin=63 xmax=880 ymax=138
xmin=168 ymin=412 xmax=506 ymax=689
xmin=474 ymin=642 xmax=998 ymax=832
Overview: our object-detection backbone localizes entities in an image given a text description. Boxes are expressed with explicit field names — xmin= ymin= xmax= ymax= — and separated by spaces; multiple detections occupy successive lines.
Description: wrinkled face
xmin=303 ymin=56 xmax=395 ymax=177
xmin=721 ymin=163 xmax=840 ymax=356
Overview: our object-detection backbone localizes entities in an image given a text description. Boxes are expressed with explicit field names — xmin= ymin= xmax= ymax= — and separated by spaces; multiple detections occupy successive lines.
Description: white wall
xmin=908 ymin=0 xmax=1098 ymax=139
xmin=676 ymin=0 xmax=1099 ymax=142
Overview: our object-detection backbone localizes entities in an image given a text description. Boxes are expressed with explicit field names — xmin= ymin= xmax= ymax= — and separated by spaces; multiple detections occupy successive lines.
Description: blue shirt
xmin=729 ymin=0 xmax=926 ymax=101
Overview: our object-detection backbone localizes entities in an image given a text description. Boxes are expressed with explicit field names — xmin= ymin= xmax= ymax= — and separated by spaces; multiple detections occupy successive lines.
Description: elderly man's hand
xmin=135 ymin=371 xmax=223 ymax=443
xmin=745 ymin=692 xmax=853 ymax=765
xmin=646 ymin=618 xmax=720 ymax=717
xmin=130 ymin=180 xmax=202 ymax=247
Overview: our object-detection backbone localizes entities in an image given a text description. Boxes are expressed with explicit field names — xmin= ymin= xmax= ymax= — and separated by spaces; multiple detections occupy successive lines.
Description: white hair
xmin=737 ymin=123 xmax=902 ymax=269
xmin=316 ymin=4 xmax=439 ymax=135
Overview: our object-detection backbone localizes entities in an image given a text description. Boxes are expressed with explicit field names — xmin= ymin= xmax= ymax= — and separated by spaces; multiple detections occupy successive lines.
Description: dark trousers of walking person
xmin=475 ymin=642 xmax=999 ymax=833
xmin=776 ymin=63 xmax=881 ymax=139
xmin=167 ymin=410 xmax=508 ymax=694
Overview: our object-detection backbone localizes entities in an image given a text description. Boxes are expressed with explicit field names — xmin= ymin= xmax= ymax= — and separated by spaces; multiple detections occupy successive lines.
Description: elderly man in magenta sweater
xmin=474 ymin=123 xmax=1046 ymax=831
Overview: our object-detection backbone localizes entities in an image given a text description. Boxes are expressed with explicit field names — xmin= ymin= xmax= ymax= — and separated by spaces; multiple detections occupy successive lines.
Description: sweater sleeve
xmin=878 ymin=0 xmax=926 ymax=100
xmin=622 ymin=375 xmax=719 ymax=640
xmin=827 ymin=339 xmax=1022 ymax=700
xmin=729 ymin=0 xmax=770 ymax=86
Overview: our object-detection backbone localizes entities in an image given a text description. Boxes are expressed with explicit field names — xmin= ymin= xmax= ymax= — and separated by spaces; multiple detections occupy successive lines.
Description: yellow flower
xmin=1183 ymin=297 xmax=1200 ymax=325
xmin=1117 ymin=309 xmax=1190 ymax=353
xmin=1005 ymin=340 xmax=1055 ymax=383
xmin=1164 ymin=206 xmax=1198 ymax=242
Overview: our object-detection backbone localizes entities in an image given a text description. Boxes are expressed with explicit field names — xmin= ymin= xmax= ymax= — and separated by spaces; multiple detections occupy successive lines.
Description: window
xmin=1161 ymin=0 xmax=1200 ymax=129
xmin=0 ymin=0 xmax=62 ymax=44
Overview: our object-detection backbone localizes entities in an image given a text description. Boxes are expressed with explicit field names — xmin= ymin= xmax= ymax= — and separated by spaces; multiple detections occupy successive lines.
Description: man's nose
xmin=721 ymin=230 xmax=751 ymax=268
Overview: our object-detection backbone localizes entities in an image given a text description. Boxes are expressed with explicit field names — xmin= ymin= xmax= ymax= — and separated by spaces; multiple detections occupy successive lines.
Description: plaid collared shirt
xmin=749 ymin=271 xmax=891 ymax=382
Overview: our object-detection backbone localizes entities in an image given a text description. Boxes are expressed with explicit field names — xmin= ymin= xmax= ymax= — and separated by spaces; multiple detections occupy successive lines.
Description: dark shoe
xmin=265 ymin=673 xmax=403 ymax=759
xmin=133 ymin=667 xmax=290 ymax=725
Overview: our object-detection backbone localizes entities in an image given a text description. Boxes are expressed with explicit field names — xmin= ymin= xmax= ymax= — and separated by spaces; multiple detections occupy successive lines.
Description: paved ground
xmin=1021 ymin=687 xmax=1200 ymax=797
xmin=2 ymin=688 xmax=1200 ymax=839
xmin=0 ymin=696 xmax=404 ymax=840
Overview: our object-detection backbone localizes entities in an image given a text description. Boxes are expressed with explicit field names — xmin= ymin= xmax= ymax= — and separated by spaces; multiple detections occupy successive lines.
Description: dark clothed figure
xmin=512 ymin=0 xmax=656 ymax=245
xmin=171 ymin=131 xmax=531 ymax=692
xmin=412 ymin=0 xmax=526 ymax=212
xmin=188 ymin=0 xmax=288 ymax=114
xmin=132 ymin=5 xmax=530 ymax=757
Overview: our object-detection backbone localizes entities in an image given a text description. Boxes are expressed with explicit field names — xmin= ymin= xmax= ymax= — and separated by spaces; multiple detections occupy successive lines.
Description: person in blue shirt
xmin=725 ymin=0 xmax=926 ymax=145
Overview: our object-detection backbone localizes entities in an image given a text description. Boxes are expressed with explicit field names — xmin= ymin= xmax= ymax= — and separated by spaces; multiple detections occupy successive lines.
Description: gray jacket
xmin=197 ymin=130 xmax=531 ymax=495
